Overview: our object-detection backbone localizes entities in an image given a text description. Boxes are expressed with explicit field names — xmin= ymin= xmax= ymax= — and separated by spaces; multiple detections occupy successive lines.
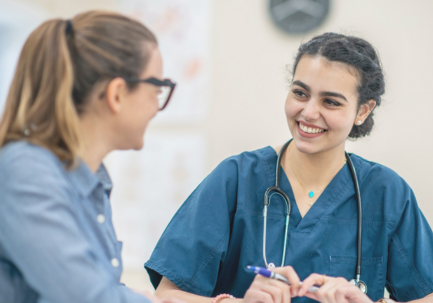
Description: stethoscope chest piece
xmin=267 ymin=263 xmax=275 ymax=269
xmin=349 ymin=279 xmax=368 ymax=294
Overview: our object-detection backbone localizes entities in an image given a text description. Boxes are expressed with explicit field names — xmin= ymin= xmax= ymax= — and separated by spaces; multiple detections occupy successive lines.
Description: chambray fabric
xmin=146 ymin=146 xmax=433 ymax=303
xmin=0 ymin=141 xmax=150 ymax=303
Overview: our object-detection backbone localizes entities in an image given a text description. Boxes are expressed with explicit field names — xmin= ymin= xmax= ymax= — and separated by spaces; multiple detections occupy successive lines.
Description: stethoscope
xmin=262 ymin=139 xmax=367 ymax=294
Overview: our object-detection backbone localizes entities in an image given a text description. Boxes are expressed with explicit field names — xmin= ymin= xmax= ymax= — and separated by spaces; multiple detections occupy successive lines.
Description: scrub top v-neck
xmin=145 ymin=146 xmax=433 ymax=303
xmin=276 ymin=151 xmax=352 ymax=230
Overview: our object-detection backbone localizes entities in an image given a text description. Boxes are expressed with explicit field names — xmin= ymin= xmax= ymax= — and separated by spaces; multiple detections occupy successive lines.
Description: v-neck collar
xmin=264 ymin=146 xmax=354 ymax=233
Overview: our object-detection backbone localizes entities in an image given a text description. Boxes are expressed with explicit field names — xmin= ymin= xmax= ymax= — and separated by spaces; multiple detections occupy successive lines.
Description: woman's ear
xmin=104 ymin=77 xmax=128 ymax=114
xmin=354 ymin=100 xmax=376 ymax=126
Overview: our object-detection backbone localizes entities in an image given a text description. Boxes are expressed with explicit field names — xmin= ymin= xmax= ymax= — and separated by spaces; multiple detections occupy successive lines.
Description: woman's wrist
xmin=212 ymin=294 xmax=234 ymax=303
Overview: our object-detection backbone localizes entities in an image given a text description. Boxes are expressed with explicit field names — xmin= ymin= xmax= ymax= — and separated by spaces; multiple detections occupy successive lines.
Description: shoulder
xmin=350 ymin=154 xmax=410 ymax=190
xmin=0 ymin=140 xmax=61 ymax=164
xmin=199 ymin=146 xmax=275 ymax=191
xmin=213 ymin=146 xmax=275 ymax=175
xmin=350 ymin=154 xmax=415 ymax=216
xmin=0 ymin=141 xmax=67 ymax=185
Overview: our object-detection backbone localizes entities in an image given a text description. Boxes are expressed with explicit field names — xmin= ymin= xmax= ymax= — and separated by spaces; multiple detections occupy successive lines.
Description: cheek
xmin=133 ymin=92 xmax=158 ymax=122
xmin=324 ymin=110 xmax=356 ymax=134
xmin=121 ymin=101 xmax=154 ymax=137
xmin=135 ymin=101 xmax=158 ymax=128
xmin=285 ymin=96 xmax=300 ymax=119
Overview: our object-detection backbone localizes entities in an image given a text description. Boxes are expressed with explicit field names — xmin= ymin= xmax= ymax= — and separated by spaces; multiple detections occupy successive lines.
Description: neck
xmin=78 ymin=116 xmax=113 ymax=173
xmin=284 ymin=141 xmax=346 ymax=189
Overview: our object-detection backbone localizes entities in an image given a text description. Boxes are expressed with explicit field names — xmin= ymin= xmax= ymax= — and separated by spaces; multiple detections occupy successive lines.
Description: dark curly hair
xmin=292 ymin=32 xmax=385 ymax=138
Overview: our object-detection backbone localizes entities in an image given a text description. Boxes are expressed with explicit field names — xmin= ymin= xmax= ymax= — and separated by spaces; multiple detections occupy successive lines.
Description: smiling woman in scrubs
xmin=145 ymin=33 xmax=433 ymax=303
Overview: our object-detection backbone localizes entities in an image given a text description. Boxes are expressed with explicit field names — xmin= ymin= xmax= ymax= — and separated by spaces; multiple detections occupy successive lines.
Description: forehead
xmin=293 ymin=55 xmax=359 ymax=97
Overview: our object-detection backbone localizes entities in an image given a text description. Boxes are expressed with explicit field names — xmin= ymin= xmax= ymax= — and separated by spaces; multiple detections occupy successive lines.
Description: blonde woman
xmin=0 ymin=11 xmax=179 ymax=303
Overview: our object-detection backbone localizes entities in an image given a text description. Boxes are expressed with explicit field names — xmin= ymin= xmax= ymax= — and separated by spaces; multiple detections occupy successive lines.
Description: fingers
xmin=244 ymin=274 xmax=292 ymax=303
xmin=259 ymin=283 xmax=285 ymax=303
xmin=317 ymin=279 xmax=343 ymax=303
xmin=298 ymin=273 xmax=325 ymax=297
xmin=335 ymin=286 xmax=351 ymax=303
xmin=272 ymin=266 xmax=301 ymax=297
xmin=335 ymin=284 xmax=372 ymax=303
xmin=304 ymin=291 xmax=320 ymax=302
xmin=300 ymin=275 xmax=364 ymax=303
xmin=258 ymin=275 xmax=292 ymax=303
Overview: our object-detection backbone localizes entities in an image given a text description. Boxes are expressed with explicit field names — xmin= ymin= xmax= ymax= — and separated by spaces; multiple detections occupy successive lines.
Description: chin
xmin=293 ymin=139 xmax=317 ymax=154
xmin=292 ymin=134 xmax=329 ymax=155
xmin=119 ymin=139 xmax=144 ymax=151
xmin=133 ymin=140 xmax=144 ymax=150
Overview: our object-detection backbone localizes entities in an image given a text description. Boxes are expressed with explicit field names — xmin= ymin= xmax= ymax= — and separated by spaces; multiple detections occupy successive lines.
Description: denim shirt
xmin=0 ymin=141 xmax=150 ymax=303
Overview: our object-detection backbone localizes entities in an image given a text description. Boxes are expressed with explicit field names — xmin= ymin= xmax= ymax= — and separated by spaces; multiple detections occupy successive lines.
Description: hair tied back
xmin=65 ymin=20 xmax=73 ymax=35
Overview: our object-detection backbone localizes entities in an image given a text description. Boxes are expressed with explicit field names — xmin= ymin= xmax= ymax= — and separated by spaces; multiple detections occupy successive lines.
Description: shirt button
xmin=111 ymin=258 xmax=119 ymax=268
xmin=97 ymin=214 xmax=105 ymax=224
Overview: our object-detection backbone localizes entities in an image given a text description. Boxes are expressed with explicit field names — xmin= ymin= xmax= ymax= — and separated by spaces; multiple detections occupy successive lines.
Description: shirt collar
xmin=68 ymin=160 xmax=113 ymax=198
xmin=96 ymin=164 xmax=113 ymax=196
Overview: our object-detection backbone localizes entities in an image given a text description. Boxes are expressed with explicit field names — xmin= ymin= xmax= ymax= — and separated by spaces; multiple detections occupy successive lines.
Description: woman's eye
xmin=293 ymin=89 xmax=307 ymax=98
xmin=324 ymin=99 xmax=341 ymax=107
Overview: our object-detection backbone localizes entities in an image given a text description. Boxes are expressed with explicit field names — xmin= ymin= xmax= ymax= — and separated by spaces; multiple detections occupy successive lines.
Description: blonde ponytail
xmin=0 ymin=11 xmax=157 ymax=167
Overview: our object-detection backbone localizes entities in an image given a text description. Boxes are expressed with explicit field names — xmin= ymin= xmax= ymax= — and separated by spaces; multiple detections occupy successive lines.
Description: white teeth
xmin=299 ymin=123 xmax=325 ymax=134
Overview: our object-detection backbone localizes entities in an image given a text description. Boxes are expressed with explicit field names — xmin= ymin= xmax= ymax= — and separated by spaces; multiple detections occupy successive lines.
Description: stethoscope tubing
xmin=262 ymin=139 xmax=365 ymax=291
xmin=345 ymin=152 xmax=363 ymax=282
xmin=263 ymin=140 xmax=291 ymax=268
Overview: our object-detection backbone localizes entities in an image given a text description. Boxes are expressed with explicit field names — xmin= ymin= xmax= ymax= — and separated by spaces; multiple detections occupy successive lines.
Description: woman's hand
xmin=298 ymin=274 xmax=373 ymax=303
xmin=243 ymin=266 xmax=301 ymax=303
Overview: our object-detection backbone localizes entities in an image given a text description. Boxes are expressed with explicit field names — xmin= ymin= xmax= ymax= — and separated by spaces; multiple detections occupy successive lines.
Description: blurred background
xmin=1 ymin=0 xmax=432 ymax=293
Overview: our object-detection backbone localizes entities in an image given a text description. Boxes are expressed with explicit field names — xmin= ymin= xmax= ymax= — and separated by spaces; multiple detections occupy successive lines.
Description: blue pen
xmin=247 ymin=266 xmax=319 ymax=293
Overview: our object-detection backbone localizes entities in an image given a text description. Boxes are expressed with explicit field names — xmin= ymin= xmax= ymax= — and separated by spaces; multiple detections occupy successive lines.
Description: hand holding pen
xmin=247 ymin=266 xmax=319 ymax=293
xmin=243 ymin=265 xmax=303 ymax=303
xmin=245 ymin=267 xmax=371 ymax=303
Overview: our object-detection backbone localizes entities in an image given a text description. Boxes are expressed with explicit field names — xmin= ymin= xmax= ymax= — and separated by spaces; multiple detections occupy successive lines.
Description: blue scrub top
xmin=145 ymin=146 xmax=433 ymax=302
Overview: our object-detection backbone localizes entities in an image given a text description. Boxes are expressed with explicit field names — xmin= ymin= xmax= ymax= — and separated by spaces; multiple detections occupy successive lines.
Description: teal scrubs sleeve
xmin=145 ymin=158 xmax=238 ymax=296
xmin=386 ymin=188 xmax=433 ymax=301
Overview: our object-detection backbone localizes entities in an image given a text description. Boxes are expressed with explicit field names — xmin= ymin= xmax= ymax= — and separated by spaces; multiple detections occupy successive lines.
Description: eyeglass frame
xmin=123 ymin=77 xmax=176 ymax=111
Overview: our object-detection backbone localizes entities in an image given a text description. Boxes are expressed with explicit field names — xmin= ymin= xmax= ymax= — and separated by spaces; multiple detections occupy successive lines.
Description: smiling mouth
xmin=297 ymin=122 xmax=327 ymax=134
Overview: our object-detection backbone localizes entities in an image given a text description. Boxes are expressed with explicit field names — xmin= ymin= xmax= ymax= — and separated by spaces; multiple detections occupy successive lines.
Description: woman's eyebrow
xmin=320 ymin=91 xmax=348 ymax=102
xmin=293 ymin=80 xmax=348 ymax=102
xmin=292 ymin=80 xmax=310 ymax=92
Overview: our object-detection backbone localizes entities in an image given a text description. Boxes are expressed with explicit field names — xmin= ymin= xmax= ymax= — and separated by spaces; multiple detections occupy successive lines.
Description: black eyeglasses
xmin=123 ymin=77 xmax=176 ymax=111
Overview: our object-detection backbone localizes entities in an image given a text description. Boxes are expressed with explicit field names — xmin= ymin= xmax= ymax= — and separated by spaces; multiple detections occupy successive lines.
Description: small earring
xmin=357 ymin=120 xmax=362 ymax=125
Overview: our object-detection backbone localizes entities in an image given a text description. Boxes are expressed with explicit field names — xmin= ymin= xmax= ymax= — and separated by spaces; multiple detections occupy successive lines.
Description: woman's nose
xmin=301 ymin=99 xmax=321 ymax=121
